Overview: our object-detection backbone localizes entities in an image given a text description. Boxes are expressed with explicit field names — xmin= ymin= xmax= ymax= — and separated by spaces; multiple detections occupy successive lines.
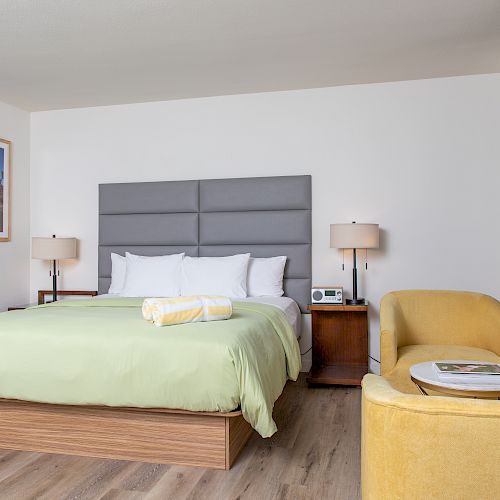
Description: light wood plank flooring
xmin=0 ymin=375 xmax=361 ymax=500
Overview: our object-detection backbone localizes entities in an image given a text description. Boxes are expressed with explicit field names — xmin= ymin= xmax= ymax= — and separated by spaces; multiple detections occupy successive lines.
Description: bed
xmin=0 ymin=175 xmax=312 ymax=469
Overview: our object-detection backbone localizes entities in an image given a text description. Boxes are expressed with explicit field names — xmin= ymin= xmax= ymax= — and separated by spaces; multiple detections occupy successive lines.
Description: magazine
xmin=433 ymin=362 xmax=500 ymax=377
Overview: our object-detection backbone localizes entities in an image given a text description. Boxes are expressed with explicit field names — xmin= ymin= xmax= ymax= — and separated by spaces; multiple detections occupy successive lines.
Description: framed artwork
xmin=0 ymin=138 xmax=11 ymax=241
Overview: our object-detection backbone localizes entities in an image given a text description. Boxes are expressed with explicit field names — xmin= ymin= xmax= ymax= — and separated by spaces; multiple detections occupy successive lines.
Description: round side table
xmin=410 ymin=361 xmax=500 ymax=399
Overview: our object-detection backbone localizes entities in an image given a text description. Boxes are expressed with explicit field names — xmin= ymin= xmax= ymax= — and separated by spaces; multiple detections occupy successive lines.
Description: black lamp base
xmin=346 ymin=298 xmax=367 ymax=306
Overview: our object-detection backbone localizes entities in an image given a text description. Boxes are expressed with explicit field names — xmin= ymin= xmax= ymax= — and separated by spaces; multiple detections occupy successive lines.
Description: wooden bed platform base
xmin=0 ymin=398 xmax=254 ymax=470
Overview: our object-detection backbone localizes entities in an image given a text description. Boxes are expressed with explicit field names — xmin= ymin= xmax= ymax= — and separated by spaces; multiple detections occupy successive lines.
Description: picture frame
xmin=0 ymin=138 xmax=11 ymax=241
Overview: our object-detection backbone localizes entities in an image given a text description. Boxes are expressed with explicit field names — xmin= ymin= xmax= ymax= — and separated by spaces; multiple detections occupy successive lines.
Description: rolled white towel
xmin=142 ymin=296 xmax=232 ymax=327
xmin=142 ymin=297 xmax=163 ymax=322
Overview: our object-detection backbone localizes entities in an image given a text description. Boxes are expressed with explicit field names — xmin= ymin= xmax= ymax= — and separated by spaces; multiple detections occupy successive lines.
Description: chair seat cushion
xmin=384 ymin=344 xmax=500 ymax=394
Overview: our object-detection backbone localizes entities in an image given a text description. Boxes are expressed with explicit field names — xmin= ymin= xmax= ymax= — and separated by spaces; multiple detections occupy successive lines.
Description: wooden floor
xmin=0 ymin=375 xmax=361 ymax=500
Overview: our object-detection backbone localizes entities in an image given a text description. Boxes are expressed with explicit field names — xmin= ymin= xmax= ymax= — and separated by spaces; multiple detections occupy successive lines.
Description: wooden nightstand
xmin=8 ymin=290 xmax=98 ymax=311
xmin=37 ymin=290 xmax=98 ymax=305
xmin=7 ymin=303 xmax=37 ymax=311
xmin=307 ymin=303 xmax=368 ymax=386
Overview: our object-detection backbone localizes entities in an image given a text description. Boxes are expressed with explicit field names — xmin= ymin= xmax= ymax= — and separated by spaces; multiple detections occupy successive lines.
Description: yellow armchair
xmin=362 ymin=375 xmax=500 ymax=500
xmin=362 ymin=290 xmax=500 ymax=499
xmin=380 ymin=290 xmax=500 ymax=393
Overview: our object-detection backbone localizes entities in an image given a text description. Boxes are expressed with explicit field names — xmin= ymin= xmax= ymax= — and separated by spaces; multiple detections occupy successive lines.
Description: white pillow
xmin=121 ymin=252 xmax=184 ymax=297
xmin=247 ymin=256 xmax=287 ymax=297
xmin=181 ymin=254 xmax=250 ymax=299
xmin=108 ymin=253 xmax=127 ymax=294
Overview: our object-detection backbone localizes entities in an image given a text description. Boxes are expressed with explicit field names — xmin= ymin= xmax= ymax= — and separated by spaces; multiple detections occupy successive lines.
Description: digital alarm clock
xmin=311 ymin=287 xmax=343 ymax=304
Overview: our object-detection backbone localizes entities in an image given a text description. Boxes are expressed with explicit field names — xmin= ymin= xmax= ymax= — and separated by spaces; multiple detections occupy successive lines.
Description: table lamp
xmin=32 ymin=235 xmax=77 ymax=302
xmin=330 ymin=222 xmax=379 ymax=305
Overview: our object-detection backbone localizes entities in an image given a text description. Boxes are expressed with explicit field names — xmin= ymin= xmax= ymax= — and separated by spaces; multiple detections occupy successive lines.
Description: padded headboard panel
xmin=98 ymin=175 xmax=311 ymax=312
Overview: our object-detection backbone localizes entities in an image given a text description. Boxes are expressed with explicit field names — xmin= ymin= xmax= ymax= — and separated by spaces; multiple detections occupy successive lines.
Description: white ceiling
xmin=2 ymin=0 xmax=500 ymax=111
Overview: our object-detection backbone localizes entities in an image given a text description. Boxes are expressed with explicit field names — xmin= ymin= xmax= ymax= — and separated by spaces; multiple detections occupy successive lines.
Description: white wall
xmin=0 ymin=101 xmax=30 ymax=311
xmin=30 ymin=73 xmax=500 ymax=371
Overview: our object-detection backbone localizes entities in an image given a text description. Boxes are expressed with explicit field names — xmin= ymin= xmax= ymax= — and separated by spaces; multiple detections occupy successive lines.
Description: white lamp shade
xmin=32 ymin=237 xmax=77 ymax=260
xmin=330 ymin=223 xmax=379 ymax=249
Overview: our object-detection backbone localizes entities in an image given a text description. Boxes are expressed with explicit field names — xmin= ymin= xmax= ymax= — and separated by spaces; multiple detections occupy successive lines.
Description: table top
xmin=307 ymin=303 xmax=368 ymax=312
xmin=410 ymin=361 xmax=500 ymax=392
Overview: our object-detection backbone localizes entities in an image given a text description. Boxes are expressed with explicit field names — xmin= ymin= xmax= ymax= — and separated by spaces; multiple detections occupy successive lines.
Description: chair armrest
xmin=380 ymin=329 xmax=397 ymax=375
xmin=478 ymin=294 xmax=500 ymax=355
xmin=362 ymin=374 xmax=500 ymax=417
xmin=379 ymin=293 xmax=405 ymax=375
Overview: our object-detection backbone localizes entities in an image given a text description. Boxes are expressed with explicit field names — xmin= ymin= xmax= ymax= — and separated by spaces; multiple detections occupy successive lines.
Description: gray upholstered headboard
xmin=98 ymin=175 xmax=311 ymax=312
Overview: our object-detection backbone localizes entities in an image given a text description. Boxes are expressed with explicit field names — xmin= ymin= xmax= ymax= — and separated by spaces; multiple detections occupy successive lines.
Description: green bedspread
xmin=0 ymin=298 xmax=301 ymax=437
